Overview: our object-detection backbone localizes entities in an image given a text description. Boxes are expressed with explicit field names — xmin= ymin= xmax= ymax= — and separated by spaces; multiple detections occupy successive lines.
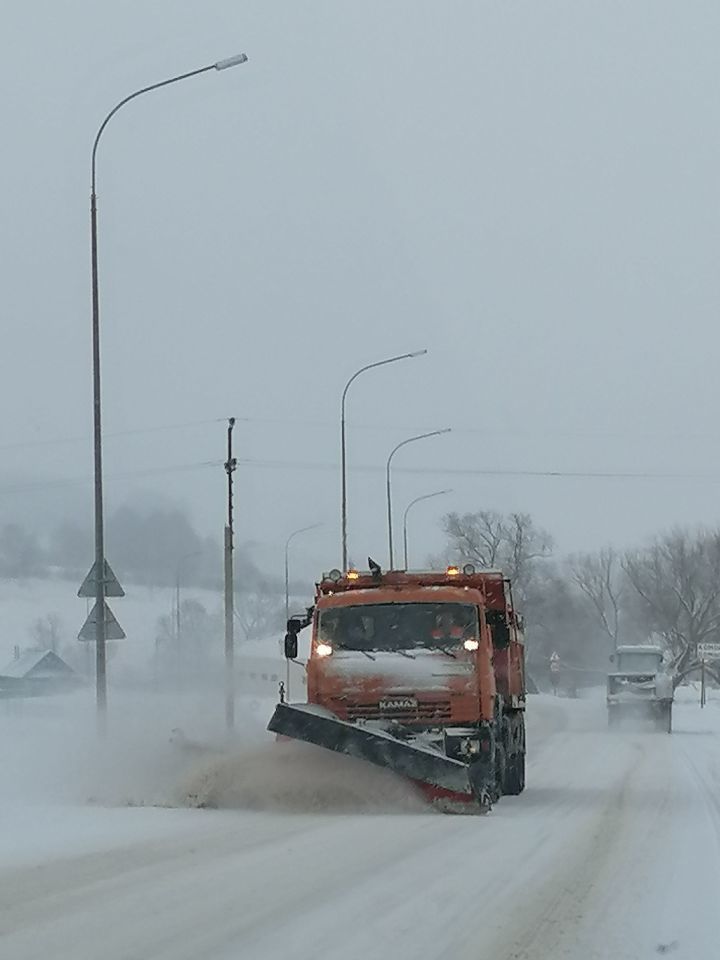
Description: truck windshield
xmin=318 ymin=602 xmax=479 ymax=652
xmin=617 ymin=653 xmax=662 ymax=673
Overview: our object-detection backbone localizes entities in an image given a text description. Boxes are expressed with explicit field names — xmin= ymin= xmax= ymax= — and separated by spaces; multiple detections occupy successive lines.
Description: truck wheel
xmin=502 ymin=717 xmax=526 ymax=795
xmin=503 ymin=751 xmax=526 ymax=795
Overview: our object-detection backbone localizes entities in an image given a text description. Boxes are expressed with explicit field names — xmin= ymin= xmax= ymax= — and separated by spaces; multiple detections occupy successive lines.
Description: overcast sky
xmin=2 ymin=1 xmax=720 ymax=581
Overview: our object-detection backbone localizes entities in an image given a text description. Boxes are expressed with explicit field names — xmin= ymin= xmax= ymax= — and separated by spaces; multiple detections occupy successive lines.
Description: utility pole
xmin=224 ymin=417 xmax=237 ymax=731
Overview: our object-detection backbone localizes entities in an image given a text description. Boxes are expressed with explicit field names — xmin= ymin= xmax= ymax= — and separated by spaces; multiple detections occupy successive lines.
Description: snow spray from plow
xmin=180 ymin=739 xmax=429 ymax=813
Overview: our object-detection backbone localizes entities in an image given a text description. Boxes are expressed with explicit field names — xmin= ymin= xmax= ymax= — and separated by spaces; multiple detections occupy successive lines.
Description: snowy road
xmin=2 ymin=691 xmax=720 ymax=959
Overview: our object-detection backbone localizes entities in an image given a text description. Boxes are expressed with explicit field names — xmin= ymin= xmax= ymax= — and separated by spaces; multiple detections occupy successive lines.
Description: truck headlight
xmin=316 ymin=643 xmax=333 ymax=658
xmin=464 ymin=638 xmax=479 ymax=652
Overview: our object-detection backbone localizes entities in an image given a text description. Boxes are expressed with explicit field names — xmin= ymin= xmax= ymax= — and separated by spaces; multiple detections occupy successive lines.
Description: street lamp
xmin=285 ymin=524 xmax=322 ymax=622
xmin=386 ymin=430 xmax=451 ymax=569
xmin=402 ymin=490 xmax=452 ymax=570
xmin=340 ymin=350 xmax=427 ymax=570
xmin=88 ymin=53 xmax=248 ymax=726
xmin=175 ymin=550 xmax=202 ymax=647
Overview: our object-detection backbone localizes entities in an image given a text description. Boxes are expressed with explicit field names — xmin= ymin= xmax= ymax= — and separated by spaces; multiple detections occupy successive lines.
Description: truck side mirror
xmin=284 ymin=617 xmax=303 ymax=659
xmin=284 ymin=632 xmax=298 ymax=660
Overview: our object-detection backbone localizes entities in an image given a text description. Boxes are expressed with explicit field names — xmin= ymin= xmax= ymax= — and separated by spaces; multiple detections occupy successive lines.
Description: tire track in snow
xmin=485 ymin=736 xmax=643 ymax=960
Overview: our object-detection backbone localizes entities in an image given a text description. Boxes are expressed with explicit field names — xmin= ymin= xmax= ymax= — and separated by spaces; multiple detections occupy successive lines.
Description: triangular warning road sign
xmin=78 ymin=559 xmax=125 ymax=599
xmin=78 ymin=600 xmax=126 ymax=641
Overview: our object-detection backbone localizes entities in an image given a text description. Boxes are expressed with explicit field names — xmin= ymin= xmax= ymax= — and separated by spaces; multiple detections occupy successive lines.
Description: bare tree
xmin=235 ymin=582 xmax=285 ymax=642
xmin=503 ymin=512 xmax=554 ymax=594
xmin=30 ymin=613 xmax=63 ymax=653
xmin=622 ymin=528 xmax=720 ymax=675
xmin=442 ymin=511 xmax=506 ymax=567
xmin=441 ymin=510 xmax=553 ymax=599
xmin=569 ymin=548 xmax=624 ymax=650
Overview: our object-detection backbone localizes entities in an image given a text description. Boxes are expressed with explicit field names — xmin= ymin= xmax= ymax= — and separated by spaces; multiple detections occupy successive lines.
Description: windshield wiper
xmin=334 ymin=642 xmax=376 ymax=661
xmin=428 ymin=644 xmax=457 ymax=659
xmin=395 ymin=649 xmax=416 ymax=659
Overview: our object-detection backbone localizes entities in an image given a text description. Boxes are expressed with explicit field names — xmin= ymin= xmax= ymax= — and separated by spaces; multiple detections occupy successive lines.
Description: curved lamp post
xmin=175 ymin=550 xmax=202 ymax=646
xmin=340 ymin=350 xmax=426 ymax=570
xmin=386 ymin=429 xmax=451 ymax=569
xmin=88 ymin=53 xmax=248 ymax=726
xmin=285 ymin=523 xmax=322 ymax=622
xmin=402 ymin=489 xmax=452 ymax=570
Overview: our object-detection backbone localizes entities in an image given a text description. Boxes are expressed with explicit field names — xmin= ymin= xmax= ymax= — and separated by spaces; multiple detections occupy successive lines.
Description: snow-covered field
xmin=1 ymin=683 xmax=719 ymax=958
xmin=0 ymin=576 xmax=292 ymax=667
xmin=0 ymin=576 xmax=306 ymax=697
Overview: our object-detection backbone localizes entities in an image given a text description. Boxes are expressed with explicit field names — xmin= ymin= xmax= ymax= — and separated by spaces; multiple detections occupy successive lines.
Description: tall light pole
xmin=285 ymin=523 xmax=322 ymax=622
xmin=175 ymin=550 xmax=202 ymax=649
xmin=402 ymin=490 xmax=452 ymax=570
xmin=386 ymin=430 xmax=451 ymax=569
xmin=284 ymin=522 xmax=321 ymax=703
xmin=341 ymin=350 xmax=427 ymax=570
xmin=88 ymin=53 xmax=248 ymax=728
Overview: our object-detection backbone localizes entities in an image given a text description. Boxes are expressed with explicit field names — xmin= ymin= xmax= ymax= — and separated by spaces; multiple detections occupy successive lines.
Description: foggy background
xmin=2 ymin=1 xmax=719 ymax=585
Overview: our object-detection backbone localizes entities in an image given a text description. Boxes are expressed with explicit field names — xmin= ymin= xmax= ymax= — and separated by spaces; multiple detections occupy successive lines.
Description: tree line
xmin=15 ymin=501 xmax=720 ymax=682
xmin=440 ymin=510 xmax=720 ymax=678
xmin=0 ymin=504 xmax=278 ymax=592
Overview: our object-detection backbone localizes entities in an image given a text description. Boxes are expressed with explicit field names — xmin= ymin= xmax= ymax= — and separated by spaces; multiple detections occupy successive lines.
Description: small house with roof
xmin=0 ymin=650 xmax=79 ymax=697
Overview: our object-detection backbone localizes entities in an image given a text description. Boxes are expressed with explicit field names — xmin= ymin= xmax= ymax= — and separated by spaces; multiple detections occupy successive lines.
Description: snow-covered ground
xmin=2 ymin=684 xmax=720 ymax=958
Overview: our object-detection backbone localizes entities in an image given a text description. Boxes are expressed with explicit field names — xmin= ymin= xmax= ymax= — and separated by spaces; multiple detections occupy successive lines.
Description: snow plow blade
xmin=267 ymin=702 xmax=474 ymax=797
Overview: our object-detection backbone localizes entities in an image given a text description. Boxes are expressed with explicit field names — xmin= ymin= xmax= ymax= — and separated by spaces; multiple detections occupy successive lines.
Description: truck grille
xmin=344 ymin=700 xmax=452 ymax=723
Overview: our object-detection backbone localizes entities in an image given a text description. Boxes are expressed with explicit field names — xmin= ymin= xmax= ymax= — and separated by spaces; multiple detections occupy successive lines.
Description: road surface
xmin=1 ymin=690 xmax=719 ymax=959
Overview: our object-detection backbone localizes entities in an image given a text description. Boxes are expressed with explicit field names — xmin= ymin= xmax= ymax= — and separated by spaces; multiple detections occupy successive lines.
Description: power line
xmin=0 ymin=418 xmax=225 ymax=453
xmin=235 ymin=457 xmax=720 ymax=484
xmin=5 ymin=452 xmax=720 ymax=501
xmin=0 ymin=459 xmax=223 ymax=497
xmin=4 ymin=413 xmax=720 ymax=453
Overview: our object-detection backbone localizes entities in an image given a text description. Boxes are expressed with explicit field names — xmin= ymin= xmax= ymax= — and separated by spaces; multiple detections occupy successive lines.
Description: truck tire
xmin=504 ymin=751 xmax=526 ymax=795
xmin=502 ymin=716 xmax=526 ymax=795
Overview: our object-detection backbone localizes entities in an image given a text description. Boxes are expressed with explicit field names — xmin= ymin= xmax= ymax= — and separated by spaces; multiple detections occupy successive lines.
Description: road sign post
xmin=78 ymin=559 xmax=125 ymax=723
xmin=697 ymin=642 xmax=720 ymax=662
xmin=695 ymin=644 xmax=720 ymax=709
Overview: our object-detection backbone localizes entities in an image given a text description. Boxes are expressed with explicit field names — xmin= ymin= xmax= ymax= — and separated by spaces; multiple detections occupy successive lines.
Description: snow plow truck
xmin=268 ymin=562 xmax=526 ymax=811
